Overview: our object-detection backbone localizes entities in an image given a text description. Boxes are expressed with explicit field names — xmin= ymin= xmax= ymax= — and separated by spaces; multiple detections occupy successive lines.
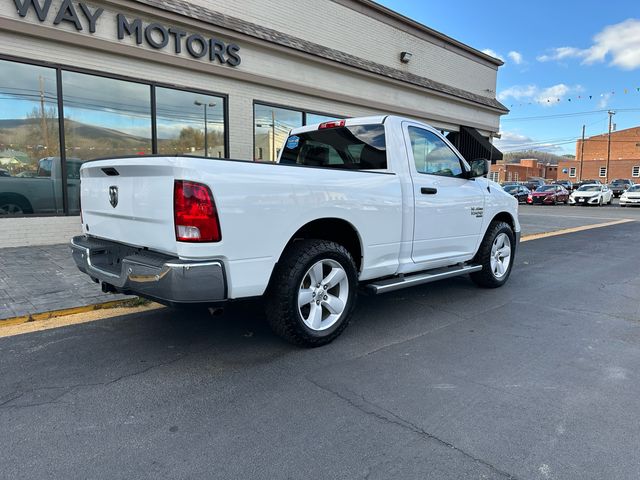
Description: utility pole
xmin=194 ymin=100 xmax=215 ymax=157
xmin=606 ymin=110 xmax=615 ymax=183
xmin=39 ymin=76 xmax=49 ymax=152
xmin=579 ymin=124 xmax=585 ymax=182
xmin=271 ymin=110 xmax=276 ymax=161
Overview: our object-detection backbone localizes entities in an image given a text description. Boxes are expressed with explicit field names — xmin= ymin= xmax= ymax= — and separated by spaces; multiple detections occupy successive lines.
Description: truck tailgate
xmin=80 ymin=160 xmax=178 ymax=255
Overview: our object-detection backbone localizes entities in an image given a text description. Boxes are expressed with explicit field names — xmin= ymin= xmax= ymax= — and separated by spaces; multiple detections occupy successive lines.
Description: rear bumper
xmin=70 ymin=236 xmax=226 ymax=304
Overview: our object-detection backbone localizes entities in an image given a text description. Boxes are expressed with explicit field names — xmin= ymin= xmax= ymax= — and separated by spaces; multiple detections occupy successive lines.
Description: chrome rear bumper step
xmin=366 ymin=264 xmax=482 ymax=294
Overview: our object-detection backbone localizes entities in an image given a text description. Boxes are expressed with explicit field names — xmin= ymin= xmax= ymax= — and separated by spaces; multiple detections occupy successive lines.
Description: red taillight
xmin=318 ymin=120 xmax=346 ymax=130
xmin=174 ymin=180 xmax=221 ymax=242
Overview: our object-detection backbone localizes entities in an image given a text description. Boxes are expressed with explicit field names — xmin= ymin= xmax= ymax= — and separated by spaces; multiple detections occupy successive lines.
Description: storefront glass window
xmin=0 ymin=60 xmax=63 ymax=215
xmin=156 ymin=87 xmax=226 ymax=158
xmin=254 ymin=104 xmax=303 ymax=161
xmin=62 ymin=71 xmax=152 ymax=213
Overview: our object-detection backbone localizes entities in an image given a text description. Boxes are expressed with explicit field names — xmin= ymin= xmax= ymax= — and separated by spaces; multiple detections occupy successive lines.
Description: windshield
xmin=536 ymin=185 xmax=555 ymax=192
xmin=280 ymin=124 xmax=387 ymax=170
xmin=503 ymin=185 xmax=518 ymax=192
xmin=610 ymin=180 xmax=627 ymax=186
xmin=578 ymin=185 xmax=601 ymax=192
xmin=627 ymin=185 xmax=640 ymax=192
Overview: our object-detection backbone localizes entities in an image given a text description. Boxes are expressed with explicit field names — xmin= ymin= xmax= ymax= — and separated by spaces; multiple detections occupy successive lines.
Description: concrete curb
xmin=0 ymin=299 xmax=138 ymax=327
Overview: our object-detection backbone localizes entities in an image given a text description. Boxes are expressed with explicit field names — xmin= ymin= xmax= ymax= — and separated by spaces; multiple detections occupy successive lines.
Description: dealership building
xmin=0 ymin=0 xmax=506 ymax=247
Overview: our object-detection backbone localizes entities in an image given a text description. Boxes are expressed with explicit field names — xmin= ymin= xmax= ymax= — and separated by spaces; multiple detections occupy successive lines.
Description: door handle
xmin=421 ymin=187 xmax=438 ymax=195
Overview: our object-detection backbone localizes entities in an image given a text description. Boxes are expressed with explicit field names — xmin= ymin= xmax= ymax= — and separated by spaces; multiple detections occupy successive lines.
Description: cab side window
xmin=408 ymin=127 xmax=464 ymax=178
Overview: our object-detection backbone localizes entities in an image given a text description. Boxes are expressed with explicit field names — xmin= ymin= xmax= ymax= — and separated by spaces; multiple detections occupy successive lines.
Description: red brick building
xmin=489 ymin=159 xmax=555 ymax=183
xmin=557 ymin=126 xmax=640 ymax=183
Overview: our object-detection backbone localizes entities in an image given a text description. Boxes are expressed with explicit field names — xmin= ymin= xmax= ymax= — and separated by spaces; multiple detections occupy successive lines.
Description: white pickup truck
xmin=71 ymin=116 xmax=520 ymax=346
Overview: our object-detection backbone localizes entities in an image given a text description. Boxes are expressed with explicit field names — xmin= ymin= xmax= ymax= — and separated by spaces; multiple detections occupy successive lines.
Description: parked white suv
xmin=71 ymin=116 xmax=520 ymax=346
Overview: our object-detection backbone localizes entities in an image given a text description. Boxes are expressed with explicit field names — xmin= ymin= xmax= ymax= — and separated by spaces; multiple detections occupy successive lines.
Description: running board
xmin=365 ymin=264 xmax=483 ymax=294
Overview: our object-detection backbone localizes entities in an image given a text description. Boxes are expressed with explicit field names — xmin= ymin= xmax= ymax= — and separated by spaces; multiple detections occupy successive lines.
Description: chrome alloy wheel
xmin=490 ymin=233 xmax=512 ymax=279
xmin=0 ymin=203 xmax=24 ymax=215
xmin=297 ymin=259 xmax=349 ymax=331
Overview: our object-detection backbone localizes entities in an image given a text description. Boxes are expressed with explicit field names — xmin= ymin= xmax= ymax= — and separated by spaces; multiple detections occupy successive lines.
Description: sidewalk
xmin=0 ymin=244 xmax=132 ymax=320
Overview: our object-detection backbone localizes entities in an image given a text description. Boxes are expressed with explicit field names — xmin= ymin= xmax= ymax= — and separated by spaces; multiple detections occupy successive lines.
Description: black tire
xmin=470 ymin=221 xmax=515 ymax=288
xmin=0 ymin=194 xmax=32 ymax=215
xmin=265 ymin=239 xmax=358 ymax=347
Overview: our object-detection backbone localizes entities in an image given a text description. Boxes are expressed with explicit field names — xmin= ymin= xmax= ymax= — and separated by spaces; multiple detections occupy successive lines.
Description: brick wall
xmin=567 ymin=127 xmax=640 ymax=183
xmin=0 ymin=217 xmax=81 ymax=248
xmin=489 ymin=161 xmax=548 ymax=183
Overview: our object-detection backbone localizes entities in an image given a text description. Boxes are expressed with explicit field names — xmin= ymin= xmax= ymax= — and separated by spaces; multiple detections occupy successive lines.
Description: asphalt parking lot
xmin=518 ymin=198 xmax=640 ymax=235
xmin=1 ymin=215 xmax=640 ymax=479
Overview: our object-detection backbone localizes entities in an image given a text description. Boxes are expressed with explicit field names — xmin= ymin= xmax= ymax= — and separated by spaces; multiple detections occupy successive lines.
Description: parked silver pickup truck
xmin=0 ymin=157 xmax=81 ymax=215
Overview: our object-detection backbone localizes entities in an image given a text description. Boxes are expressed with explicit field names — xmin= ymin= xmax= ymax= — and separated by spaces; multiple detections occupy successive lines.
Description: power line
xmin=501 ymin=108 xmax=640 ymax=123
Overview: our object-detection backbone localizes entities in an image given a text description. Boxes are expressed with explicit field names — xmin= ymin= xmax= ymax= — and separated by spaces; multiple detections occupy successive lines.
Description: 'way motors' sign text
xmin=13 ymin=0 xmax=242 ymax=66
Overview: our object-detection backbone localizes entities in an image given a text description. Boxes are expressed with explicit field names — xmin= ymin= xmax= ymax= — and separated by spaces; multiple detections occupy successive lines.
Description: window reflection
xmin=62 ymin=72 xmax=152 ymax=213
xmin=62 ymin=71 xmax=152 ymax=161
xmin=156 ymin=88 xmax=225 ymax=158
xmin=254 ymin=104 xmax=303 ymax=162
xmin=306 ymin=113 xmax=340 ymax=126
xmin=0 ymin=60 xmax=63 ymax=215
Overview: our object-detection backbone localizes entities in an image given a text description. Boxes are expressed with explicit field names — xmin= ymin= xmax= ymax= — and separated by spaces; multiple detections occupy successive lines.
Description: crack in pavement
xmin=0 ymin=354 xmax=188 ymax=410
xmin=306 ymin=377 xmax=522 ymax=480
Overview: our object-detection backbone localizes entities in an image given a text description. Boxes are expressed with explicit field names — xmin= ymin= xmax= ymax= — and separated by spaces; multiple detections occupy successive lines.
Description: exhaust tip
xmin=101 ymin=282 xmax=117 ymax=294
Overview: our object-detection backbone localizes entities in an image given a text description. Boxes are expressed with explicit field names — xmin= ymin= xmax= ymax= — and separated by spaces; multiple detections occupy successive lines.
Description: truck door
xmin=403 ymin=123 xmax=485 ymax=264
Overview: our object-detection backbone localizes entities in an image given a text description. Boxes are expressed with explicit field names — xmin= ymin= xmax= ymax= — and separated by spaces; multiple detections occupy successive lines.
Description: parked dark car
xmin=503 ymin=184 xmax=531 ymax=203
xmin=527 ymin=184 xmax=569 ymax=205
xmin=524 ymin=177 xmax=546 ymax=191
xmin=573 ymin=179 xmax=602 ymax=189
xmin=608 ymin=179 xmax=634 ymax=197
xmin=553 ymin=180 xmax=573 ymax=192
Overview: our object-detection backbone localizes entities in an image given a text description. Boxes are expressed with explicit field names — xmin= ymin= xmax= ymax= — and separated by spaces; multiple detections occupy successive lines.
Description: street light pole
xmin=579 ymin=124 xmax=585 ymax=182
xmin=271 ymin=110 xmax=276 ymax=161
xmin=606 ymin=110 xmax=615 ymax=183
xmin=194 ymin=100 xmax=216 ymax=157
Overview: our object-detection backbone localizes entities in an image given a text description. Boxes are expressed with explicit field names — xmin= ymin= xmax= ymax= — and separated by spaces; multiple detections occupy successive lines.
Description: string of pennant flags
xmin=506 ymin=87 xmax=640 ymax=108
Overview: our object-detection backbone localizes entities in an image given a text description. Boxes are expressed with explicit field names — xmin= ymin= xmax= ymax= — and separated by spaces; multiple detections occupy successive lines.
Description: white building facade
xmin=0 ymin=0 xmax=506 ymax=247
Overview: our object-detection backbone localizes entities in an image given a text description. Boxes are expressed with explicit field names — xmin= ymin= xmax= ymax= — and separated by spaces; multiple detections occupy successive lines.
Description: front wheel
xmin=265 ymin=239 xmax=358 ymax=347
xmin=470 ymin=221 xmax=515 ymax=288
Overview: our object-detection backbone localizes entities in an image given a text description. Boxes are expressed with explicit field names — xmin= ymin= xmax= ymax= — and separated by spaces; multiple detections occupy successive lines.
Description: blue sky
xmin=378 ymin=0 xmax=640 ymax=155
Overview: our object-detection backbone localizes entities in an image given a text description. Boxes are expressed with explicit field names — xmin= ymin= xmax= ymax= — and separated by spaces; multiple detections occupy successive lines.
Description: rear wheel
xmin=0 ymin=194 xmax=32 ymax=215
xmin=470 ymin=221 xmax=515 ymax=288
xmin=265 ymin=239 xmax=358 ymax=347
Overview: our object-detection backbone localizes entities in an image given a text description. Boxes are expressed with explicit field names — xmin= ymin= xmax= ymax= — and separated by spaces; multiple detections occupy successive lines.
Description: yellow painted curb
xmin=521 ymin=218 xmax=635 ymax=243
xmin=0 ymin=300 xmax=139 ymax=328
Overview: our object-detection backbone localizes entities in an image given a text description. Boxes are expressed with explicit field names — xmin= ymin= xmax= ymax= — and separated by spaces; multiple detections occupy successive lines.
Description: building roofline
xmin=586 ymin=125 xmax=640 ymax=139
xmin=129 ymin=0 xmax=508 ymax=113
xmin=349 ymin=0 xmax=504 ymax=67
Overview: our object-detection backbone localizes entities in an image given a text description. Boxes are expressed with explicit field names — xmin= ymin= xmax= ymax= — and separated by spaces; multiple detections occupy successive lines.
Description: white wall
xmin=191 ymin=0 xmax=499 ymax=97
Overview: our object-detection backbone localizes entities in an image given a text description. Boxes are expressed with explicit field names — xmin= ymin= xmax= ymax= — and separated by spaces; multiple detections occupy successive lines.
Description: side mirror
xmin=468 ymin=159 xmax=490 ymax=178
